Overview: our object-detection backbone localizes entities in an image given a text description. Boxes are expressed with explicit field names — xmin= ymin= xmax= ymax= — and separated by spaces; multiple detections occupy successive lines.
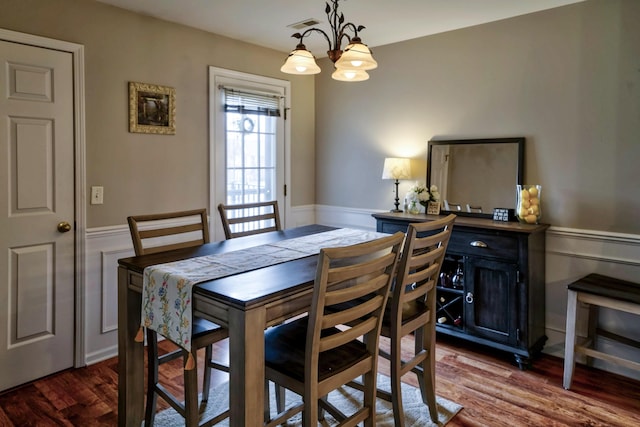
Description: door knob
xmin=57 ymin=221 xmax=72 ymax=233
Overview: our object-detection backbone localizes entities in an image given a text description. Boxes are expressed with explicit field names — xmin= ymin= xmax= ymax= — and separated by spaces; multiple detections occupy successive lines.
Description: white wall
xmin=84 ymin=206 xmax=640 ymax=381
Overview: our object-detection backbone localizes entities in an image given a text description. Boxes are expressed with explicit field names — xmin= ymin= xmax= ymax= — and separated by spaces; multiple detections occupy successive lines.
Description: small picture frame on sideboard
xmin=427 ymin=201 xmax=441 ymax=215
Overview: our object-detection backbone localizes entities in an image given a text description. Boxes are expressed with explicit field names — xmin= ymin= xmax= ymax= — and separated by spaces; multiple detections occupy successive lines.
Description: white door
xmin=0 ymin=39 xmax=75 ymax=391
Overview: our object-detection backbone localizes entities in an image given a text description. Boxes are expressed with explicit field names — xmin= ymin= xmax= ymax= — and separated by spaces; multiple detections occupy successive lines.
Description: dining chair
xmin=263 ymin=231 xmax=405 ymax=427
xmin=217 ymin=200 xmax=281 ymax=239
xmin=127 ymin=209 xmax=229 ymax=427
xmin=443 ymin=200 xmax=462 ymax=212
xmin=368 ymin=214 xmax=456 ymax=426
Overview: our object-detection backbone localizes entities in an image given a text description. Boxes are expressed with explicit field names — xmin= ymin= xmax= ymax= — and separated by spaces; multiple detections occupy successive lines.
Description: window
xmin=222 ymin=88 xmax=280 ymax=204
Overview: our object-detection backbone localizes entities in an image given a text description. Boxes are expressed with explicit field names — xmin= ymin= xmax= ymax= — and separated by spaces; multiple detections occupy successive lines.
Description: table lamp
xmin=381 ymin=158 xmax=411 ymax=212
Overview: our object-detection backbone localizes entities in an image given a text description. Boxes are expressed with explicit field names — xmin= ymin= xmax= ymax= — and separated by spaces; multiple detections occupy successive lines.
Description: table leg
xmin=228 ymin=306 xmax=266 ymax=427
xmin=118 ymin=266 xmax=144 ymax=426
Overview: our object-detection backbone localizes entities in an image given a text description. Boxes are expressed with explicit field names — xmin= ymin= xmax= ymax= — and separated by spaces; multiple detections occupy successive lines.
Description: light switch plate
xmin=91 ymin=186 xmax=104 ymax=205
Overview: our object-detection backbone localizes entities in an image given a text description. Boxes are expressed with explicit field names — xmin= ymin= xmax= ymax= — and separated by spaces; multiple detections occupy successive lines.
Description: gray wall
xmin=316 ymin=0 xmax=640 ymax=234
xmin=0 ymin=0 xmax=316 ymax=228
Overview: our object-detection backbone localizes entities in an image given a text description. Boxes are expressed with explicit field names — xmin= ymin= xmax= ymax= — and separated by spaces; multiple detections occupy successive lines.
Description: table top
xmin=372 ymin=211 xmax=550 ymax=233
xmin=118 ymin=224 xmax=335 ymax=310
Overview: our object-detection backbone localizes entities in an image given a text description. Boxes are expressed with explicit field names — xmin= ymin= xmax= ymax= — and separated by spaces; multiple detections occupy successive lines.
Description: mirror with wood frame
xmin=427 ymin=137 xmax=524 ymax=219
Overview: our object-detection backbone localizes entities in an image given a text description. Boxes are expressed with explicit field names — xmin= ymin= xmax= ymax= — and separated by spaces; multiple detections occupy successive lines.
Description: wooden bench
xmin=563 ymin=273 xmax=640 ymax=389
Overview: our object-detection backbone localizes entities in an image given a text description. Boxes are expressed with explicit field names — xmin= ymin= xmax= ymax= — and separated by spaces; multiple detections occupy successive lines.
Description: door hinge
xmin=516 ymin=328 xmax=521 ymax=342
xmin=516 ymin=270 xmax=521 ymax=283
xmin=284 ymin=184 xmax=287 ymax=197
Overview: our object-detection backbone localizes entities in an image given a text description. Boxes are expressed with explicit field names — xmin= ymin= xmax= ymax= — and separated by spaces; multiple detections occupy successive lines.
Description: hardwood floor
xmin=1 ymin=335 xmax=639 ymax=426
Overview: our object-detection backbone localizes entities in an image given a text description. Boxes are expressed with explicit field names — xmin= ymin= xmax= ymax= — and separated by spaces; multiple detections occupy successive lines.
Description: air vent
xmin=288 ymin=19 xmax=321 ymax=30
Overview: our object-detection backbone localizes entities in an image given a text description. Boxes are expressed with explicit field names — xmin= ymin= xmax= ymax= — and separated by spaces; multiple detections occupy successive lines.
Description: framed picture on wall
xmin=128 ymin=82 xmax=176 ymax=134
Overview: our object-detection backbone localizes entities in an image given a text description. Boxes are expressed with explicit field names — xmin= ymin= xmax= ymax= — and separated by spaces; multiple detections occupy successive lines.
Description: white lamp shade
xmin=331 ymin=67 xmax=369 ymax=82
xmin=335 ymin=42 xmax=378 ymax=70
xmin=382 ymin=158 xmax=411 ymax=180
xmin=280 ymin=47 xmax=321 ymax=75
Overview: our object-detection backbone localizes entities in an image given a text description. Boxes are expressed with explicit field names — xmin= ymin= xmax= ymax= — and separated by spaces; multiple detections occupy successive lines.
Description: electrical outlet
xmin=91 ymin=186 xmax=104 ymax=205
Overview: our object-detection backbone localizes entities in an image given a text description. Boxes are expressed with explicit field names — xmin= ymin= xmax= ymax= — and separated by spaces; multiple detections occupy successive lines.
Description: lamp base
xmin=390 ymin=209 xmax=403 ymax=213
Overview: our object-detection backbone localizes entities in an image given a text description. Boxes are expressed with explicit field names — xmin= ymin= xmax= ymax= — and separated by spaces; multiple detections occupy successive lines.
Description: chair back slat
xmin=217 ymin=201 xmax=281 ymax=239
xmin=127 ymin=208 xmax=209 ymax=256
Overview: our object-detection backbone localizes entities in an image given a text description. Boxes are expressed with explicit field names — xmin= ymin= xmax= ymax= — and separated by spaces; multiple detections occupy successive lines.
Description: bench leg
xmin=586 ymin=304 xmax=599 ymax=367
xmin=563 ymin=289 xmax=579 ymax=389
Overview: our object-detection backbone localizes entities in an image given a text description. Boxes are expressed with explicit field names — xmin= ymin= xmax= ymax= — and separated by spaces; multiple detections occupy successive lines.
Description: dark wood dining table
xmin=117 ymin=224 xmax=337 ymax=427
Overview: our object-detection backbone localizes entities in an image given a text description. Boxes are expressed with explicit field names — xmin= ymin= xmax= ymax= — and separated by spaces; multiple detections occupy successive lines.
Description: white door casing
xmin=0 ymin=30 xmax=85 ymax=392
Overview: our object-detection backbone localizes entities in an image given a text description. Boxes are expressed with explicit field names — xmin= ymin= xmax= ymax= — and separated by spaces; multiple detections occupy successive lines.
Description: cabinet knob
xmin=470 ymin=240 xmax=488 ymax=248
xmin=465 ymin=292 xmax=474 ymax=304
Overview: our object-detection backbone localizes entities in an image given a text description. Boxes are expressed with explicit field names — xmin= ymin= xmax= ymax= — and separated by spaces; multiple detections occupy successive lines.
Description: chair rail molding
xmin=83 ymin=205 xmax=640 ymax=380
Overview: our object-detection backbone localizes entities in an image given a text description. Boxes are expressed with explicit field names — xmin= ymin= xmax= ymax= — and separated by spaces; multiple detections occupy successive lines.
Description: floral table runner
xmin=138 ymin=228 xmax=388 ymax=367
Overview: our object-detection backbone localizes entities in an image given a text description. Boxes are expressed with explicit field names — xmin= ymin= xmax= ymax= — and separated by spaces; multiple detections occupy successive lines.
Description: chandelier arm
xmin=298 ymin=27 xmax=332 ymax=51
xmin=339 ymin=22 xmax=360 ymax=39
xmin=327 ymin=0 xmax=341 ymax=48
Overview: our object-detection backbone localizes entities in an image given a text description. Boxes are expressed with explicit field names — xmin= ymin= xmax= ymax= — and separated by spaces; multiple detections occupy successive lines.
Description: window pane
xmin=224 ymin=91 xmax=279 ymax=205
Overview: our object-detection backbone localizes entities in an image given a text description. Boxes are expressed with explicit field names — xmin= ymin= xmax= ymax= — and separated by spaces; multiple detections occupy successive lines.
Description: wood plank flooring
xmin=1 ymin=334 xmax=639 ymax=426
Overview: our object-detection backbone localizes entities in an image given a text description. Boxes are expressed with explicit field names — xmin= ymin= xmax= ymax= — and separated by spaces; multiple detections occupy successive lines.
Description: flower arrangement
xmin=406 ymin=182 xmax=441 ymax=207
xmin=405 ymin=182 xmax=441 ymax=214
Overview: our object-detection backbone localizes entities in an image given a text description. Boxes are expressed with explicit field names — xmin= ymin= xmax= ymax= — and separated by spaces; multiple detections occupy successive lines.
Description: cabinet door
xmin=464 ymin=257 xmax=519 ymax=347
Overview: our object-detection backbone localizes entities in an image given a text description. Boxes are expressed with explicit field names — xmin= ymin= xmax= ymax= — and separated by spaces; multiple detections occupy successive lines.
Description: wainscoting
xmin=83 ymin=205 xmax=640 ymax=380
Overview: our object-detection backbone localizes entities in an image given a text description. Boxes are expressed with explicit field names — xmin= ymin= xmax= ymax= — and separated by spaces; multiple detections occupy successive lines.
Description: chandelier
xmin=280 ymin=0 xmax=377 ymax=82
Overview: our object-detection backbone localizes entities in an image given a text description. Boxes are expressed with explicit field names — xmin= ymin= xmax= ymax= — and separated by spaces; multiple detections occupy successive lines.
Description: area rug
xmin=154 ymin=374 xmax=462 ymax=426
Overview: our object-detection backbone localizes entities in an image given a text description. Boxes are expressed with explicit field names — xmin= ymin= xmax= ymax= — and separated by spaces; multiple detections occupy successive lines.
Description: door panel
xmin=465 ymin=257 xmax=519 ymax=346
xmin=0 ymin=39 xmax=75 ymax=391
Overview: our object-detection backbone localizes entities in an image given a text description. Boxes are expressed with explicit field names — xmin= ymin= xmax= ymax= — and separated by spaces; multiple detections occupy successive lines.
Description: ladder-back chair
xmin=263 ymin=231 xmax=405 ymax=427
xmin=217 ymin=201 xmax=281 ymax=239
xmin=127 ymin=209 xmax=229 ymax=426
xmin=376 ymin=214 xmax=455 ymax=425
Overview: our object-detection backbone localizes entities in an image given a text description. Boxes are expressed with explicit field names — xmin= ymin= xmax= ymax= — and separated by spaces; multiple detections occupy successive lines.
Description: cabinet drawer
xmin=448 ymin=230 xmax=518 ymax=261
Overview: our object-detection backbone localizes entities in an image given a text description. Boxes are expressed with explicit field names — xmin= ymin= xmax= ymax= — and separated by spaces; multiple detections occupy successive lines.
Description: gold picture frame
xmin=129 ymin=82 xmax=175 ymax=134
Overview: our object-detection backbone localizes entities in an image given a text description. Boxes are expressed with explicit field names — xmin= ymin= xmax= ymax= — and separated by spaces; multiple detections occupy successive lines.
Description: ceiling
xmin=94 ymin=0 xmax=584 ymax=57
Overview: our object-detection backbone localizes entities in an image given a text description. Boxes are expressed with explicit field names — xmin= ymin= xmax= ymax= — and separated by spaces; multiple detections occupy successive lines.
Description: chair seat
xmin=191 ymin=317 xmax=228 ymax=347
xmin=567 ymin=273 xmax=640 ymax=304
xmin=265 ymin=317 xmax=369 ymax=383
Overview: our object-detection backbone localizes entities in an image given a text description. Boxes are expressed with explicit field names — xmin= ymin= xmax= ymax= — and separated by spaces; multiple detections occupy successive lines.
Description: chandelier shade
xmin=280 ymin=44 xmax=321 ymax=75
xmin=335 ymin=40 xmax=378 ymax=71
xmin=280 ymin=0 xmax=377 ymax=82
xmin=331 ymin=68 xmax=369 ymax=82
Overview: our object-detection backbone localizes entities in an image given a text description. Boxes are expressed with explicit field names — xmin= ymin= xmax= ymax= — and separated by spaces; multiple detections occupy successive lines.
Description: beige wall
xmin=315 ymin=0 xmax=640 ymax=234
xmin=4 ymin=0 xmax=638 ymax=234
xmin=0 ymin=0 xmax=316 ymax=227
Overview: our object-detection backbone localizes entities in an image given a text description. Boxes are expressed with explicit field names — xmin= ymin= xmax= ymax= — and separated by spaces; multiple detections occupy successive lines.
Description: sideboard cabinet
xmin=372 ymin=212 xmax=549 ymax=368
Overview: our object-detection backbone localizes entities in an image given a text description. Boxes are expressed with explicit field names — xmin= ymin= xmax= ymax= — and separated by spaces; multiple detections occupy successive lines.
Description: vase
xmin=408 ymin=201 xmax=420 ymax=215
xmin=516 ymin=185 xmax=542 ymax=224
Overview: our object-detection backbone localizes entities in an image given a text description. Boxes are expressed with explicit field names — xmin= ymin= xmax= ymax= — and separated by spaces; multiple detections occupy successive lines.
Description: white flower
xmin=418 ymin=191 xmax=430 ymax=202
